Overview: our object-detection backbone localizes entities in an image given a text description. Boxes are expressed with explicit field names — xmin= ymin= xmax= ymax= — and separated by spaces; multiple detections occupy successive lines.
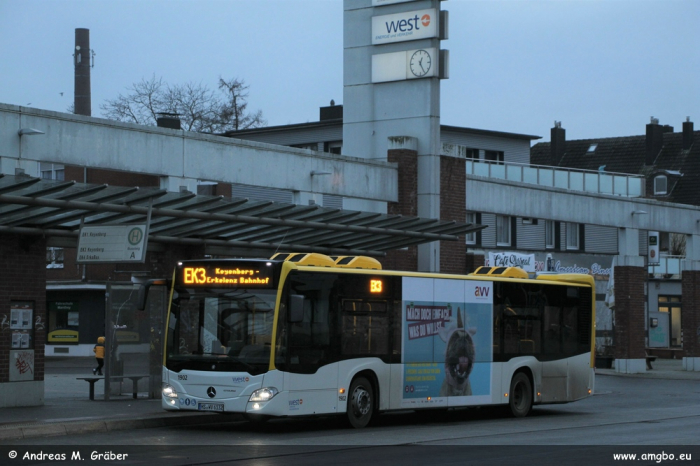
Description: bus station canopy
xmin=0 ymin=174 xmax=485 ymax=257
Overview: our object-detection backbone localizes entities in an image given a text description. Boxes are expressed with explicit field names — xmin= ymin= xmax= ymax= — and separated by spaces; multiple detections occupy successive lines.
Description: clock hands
xmin=410 ymin=50 xmax=431 ymax=77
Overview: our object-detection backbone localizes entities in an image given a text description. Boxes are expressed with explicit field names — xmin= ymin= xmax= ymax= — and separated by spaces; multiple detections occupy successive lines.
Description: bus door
xmin=283 ymin=284 xmax=339 ymax=416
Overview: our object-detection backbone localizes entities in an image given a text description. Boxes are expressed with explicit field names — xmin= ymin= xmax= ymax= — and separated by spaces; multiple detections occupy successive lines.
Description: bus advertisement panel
xmin=402 ymin=278 xmax=493 ymax=407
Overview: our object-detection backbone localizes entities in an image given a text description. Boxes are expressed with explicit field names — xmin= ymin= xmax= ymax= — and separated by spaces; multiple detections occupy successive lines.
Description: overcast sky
xmin=1 ymin=0 xmax=698 ymax=144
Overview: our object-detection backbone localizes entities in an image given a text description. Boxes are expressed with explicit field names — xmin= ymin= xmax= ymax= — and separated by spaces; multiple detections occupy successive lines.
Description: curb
xmin=595 ymin=370 xmax=700 ymax=381
xmin=0 ymin=413 xmax=229 ymax=441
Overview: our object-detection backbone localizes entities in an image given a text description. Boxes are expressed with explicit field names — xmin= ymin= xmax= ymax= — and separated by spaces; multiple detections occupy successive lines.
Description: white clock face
xmin=409 ymin=50 xmax=432 ymax=77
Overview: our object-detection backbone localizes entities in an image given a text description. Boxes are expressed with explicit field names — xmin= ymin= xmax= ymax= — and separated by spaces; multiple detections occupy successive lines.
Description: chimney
xmin=156 ymin=113 xmax=181 ymax=130
xmin=683 ymin=117 xmax=694 ymax=150
xmin=73 ymin=28 xmax=91 ymax=116
xmin=645 ymin=117 xmax=665 ymax=165
xmin=550 ymin=121 xmax=566 ymax=165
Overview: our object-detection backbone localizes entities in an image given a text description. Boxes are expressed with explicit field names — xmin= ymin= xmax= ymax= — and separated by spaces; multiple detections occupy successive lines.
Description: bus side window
xmin=543 ymin=306 xmax=561 ymax=354
xmin=561 ymin=307 xmax=578 ymax=355
xmin=391 ymin=300 xmax=402 ymax=361
xmin=340 ymin=300 xmax=389 ymax=356
xmin=274 ymin=302 xmax=287 ymax=368
xmin=502 ymin=307 xmax=519 ymax=354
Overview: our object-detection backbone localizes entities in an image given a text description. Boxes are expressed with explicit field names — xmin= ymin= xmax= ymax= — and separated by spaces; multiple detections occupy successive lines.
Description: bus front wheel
xmin=347 ymin=376 xmax=374 ymax=428
xmin=509 ymin=372 xmax=533 ymax=418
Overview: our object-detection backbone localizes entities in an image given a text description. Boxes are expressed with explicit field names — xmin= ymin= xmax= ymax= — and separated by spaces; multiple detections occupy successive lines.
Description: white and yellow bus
xmin=144 ymin=253 xmax=595 ymax=428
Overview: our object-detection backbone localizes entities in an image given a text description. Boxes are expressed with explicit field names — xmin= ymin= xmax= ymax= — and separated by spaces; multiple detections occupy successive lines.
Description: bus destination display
xmin=181 ymin=264 xmax=275 ymax=288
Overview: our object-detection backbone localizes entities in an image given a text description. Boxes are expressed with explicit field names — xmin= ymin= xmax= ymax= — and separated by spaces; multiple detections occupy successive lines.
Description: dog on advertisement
xmin=438 ymin=308 xmax=476 ymax=397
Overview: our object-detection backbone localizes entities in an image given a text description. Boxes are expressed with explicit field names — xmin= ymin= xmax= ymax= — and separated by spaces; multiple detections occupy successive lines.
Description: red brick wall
xmin=681 ymin=270 xmax=700 ymax=357
xmin=149 ymin=244 xmax=206 ymax=279
xmin=613 ymin=266 xmax=646 ymax=359
xmin=465 ymin=254 xmax=485 ymax=274
xmin=439 ymin=156 xmax=466 ymax=274
xmin=0 ymin=234 xmax=47 ymax=383
xmin=383 ymin=148 xmax=418 ymax=272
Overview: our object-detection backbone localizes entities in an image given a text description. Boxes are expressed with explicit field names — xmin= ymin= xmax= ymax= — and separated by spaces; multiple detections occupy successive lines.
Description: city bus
xmin=141 ymin=252 xmax=595 ymax=428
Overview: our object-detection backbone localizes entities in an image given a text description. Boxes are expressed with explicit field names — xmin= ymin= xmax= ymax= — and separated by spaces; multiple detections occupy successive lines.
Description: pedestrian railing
xmin=466 ymin=160 xmax=645 ymax=198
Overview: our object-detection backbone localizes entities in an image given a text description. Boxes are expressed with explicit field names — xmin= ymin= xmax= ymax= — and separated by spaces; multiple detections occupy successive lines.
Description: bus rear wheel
xmin=347 ymin=376 xmax=374 ymax=428
xmin=509 ymin=372 xmax=533 ymax=418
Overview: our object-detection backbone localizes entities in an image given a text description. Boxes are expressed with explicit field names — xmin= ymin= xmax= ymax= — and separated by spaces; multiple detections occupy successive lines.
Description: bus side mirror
xmin=135 ymin=278 xmax=169 ymax=311
xmin=289 ymin=295 xmax=304 ymax=323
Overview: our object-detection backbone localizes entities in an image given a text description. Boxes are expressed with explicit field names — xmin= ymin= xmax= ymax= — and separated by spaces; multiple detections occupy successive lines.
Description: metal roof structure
xmin=0 ymin=174 xmax=485 ymax=257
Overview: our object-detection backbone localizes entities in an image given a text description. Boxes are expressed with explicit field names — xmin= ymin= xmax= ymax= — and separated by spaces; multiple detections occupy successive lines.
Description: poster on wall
xmin=10 ymin=303 xmax=33 ymax=330
xmin=401 ymin=277 xmax=493 ymax=408
xmin=9 ymin=350 xmax=35 ymax=382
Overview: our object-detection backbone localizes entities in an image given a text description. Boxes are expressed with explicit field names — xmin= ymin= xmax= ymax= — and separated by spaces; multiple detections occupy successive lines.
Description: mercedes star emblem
xmin=207 ymin=387 xmax=216 ymax=398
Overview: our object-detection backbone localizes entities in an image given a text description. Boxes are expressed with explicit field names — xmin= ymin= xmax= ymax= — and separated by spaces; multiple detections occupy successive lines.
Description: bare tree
xmin=670 ymin=233 xmax=686 ymax=256
xmin=100 ymin=75 xmax=165 ymax=125
xmin=215 ymin=77 xmax=266 ymax=131
xmin=100 ymin=75 xmax=265 ymax=133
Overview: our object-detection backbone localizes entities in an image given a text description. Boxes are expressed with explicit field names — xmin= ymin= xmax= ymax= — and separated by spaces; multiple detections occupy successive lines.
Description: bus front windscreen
xmin=165 ymin=288 xmax=278 ymax=375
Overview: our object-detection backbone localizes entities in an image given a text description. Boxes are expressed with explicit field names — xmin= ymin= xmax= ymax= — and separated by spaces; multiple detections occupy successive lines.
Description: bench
xmin=76 ymin=375 xmax=149 ymax=400
xmin=645 ymin=354 xmax=657 ymax=370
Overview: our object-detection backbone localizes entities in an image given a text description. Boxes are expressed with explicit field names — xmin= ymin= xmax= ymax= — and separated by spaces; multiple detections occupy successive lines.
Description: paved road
xmin=3 ymin=373 xmax=699 ymax=465
xmin=2 ymin=357 xmax=699 ymax=465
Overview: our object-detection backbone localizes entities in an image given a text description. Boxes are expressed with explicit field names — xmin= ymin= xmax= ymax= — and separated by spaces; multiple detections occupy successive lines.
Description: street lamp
xmin=17 ymin=128 xmax=45 ymax=174
xmin=18 ymin=128 xmax=45 ymax=136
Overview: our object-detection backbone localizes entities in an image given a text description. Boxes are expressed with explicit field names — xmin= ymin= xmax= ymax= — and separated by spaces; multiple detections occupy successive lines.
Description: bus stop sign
xmin=77 ymin=224 xmax=148 ymax=263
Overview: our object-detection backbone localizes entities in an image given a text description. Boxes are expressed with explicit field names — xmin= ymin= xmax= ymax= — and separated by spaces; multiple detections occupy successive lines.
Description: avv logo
xmin=475 ymin=286 xmax=490 ymax=298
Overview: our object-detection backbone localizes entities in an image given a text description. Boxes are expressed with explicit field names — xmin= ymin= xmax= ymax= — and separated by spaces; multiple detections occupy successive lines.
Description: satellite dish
xmin=76 ymin=45 xmax=81 ymax=50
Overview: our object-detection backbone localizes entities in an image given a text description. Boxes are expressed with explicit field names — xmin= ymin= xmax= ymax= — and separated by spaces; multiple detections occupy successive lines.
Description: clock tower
xmin=343 ymin=0 xmax=448 ymax=271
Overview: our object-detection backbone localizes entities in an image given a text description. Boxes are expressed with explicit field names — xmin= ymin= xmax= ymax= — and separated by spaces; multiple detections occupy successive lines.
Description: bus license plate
xmin=198 ymin=402 xmax=224 ymax=412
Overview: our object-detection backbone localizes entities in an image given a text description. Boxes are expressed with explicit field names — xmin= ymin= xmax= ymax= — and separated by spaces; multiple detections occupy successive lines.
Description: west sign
xmin=372 ymin=9 xmax=438 ymax=45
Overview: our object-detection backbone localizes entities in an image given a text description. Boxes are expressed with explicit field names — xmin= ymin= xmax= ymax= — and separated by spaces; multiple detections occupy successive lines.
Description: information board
xmin=77 ymin=224 xmax=148 ymax=263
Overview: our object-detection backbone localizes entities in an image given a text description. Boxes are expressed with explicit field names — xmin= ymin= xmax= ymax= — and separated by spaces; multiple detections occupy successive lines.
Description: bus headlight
xmin=249 ymin=387 xmax=278 ymax=402
xmin=162 ymin=384 xmax=178 ymax=399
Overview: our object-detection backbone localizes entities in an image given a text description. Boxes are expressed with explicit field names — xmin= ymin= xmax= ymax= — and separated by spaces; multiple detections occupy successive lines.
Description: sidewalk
xmin=0 ymin=357 xmax=228 ymax=441
xmin=2 ymin=357 xmax=699 ymax=441
xmin=595 ymin=357 xmax=700 ymax=380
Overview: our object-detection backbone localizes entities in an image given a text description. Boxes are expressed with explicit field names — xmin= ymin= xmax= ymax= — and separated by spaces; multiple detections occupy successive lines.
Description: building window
xmin=654 ymin=175 xmax=667 ymax=195
xmin=545 ymin=220 xmax=555 ymax=249
xmin=466 ymin=212 xmax=476 ymax=244
xmin=327 ymin=142 xmax=342 ymax=155
xmin=40 ymin=162 xmax=65 ymax=181
xmin=292 ymin=143 xmax=320 ymax=151
xmin=197 ymin=181 xmax=218 ymax=196
xmin=485 ymin=150 xmax=504 ymax=164
xmin=566 ymin=222 xmax=579 ymax=250
xmin=658 ymin=296 xmax=682 ymax=347
xmin=466 ymin=148 xmax=479 ymax=160
xmin=46 ymin=247 xmax=64 ymax=269
xmin=496 ymin=215 xmax=510 ymax=246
